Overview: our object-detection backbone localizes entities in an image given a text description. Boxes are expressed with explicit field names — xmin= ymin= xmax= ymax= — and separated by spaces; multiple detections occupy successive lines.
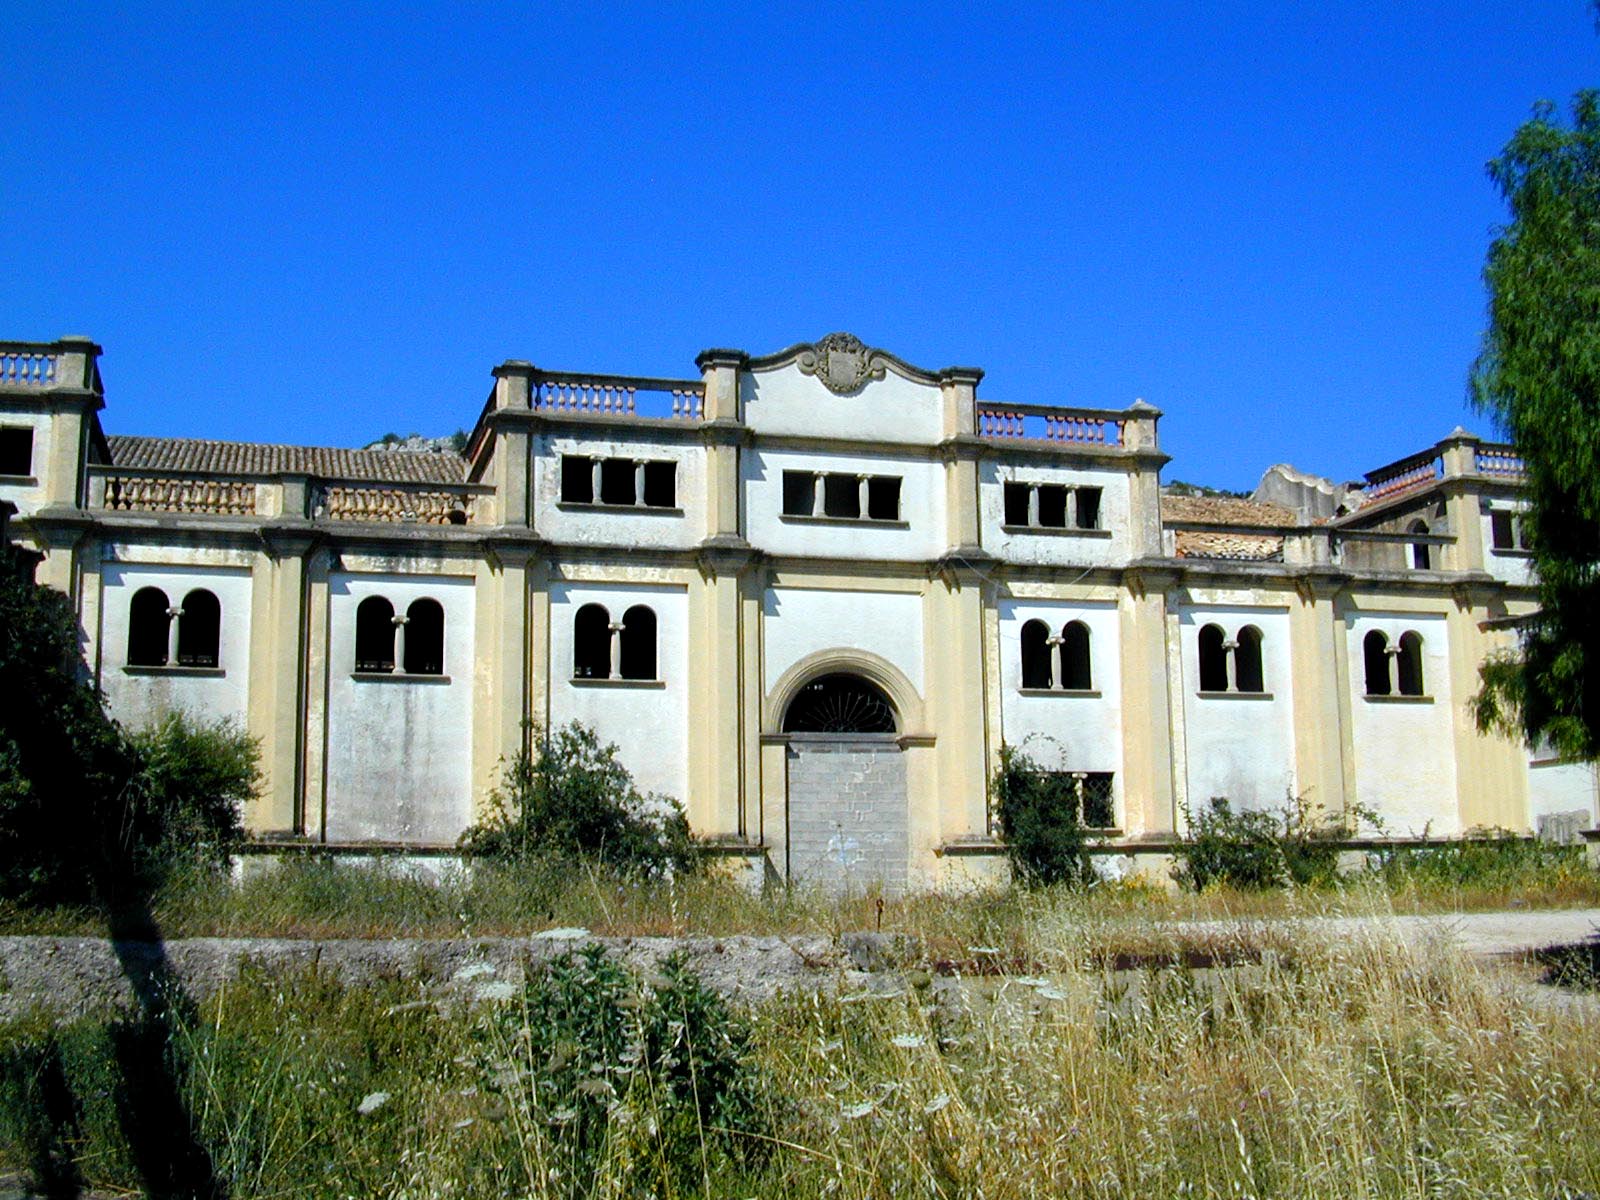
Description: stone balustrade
xmin=976 ymin=402 xmax=1126 ymax=446
xmin=315 ymin=485 xmax=477 ymax=525
xmin=0 ymin=347 xmax=57 ymax=388
xmin=97 ymin=472 xmax=258 ymax=516
xmin=532 ymin=372 xmax=705 ymax=421
xmin=1475 ymin=443 xmax=1524 ymax=479
xmin=1363 ymin=450 xmax=1442 ymax=502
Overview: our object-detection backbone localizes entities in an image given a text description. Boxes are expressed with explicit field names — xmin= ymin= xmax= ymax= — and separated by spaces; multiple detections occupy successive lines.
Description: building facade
xmin=1 ymin=333 xmax=1594 ymax=889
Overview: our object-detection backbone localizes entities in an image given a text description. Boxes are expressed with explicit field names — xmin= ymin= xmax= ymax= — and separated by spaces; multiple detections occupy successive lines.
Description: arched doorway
xmin=781 ymin=671 xmax=908 ymax=895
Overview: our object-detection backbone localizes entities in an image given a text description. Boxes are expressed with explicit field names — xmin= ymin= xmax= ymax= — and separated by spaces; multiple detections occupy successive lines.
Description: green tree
xmin=1471 ymin=91 xmax=1600 ymax=761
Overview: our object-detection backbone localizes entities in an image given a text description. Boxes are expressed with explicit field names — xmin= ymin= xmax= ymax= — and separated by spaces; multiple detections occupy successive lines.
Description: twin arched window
xmin=355 ymin=596 xmax=446 ymax=675
xmin=1197 ymin=623 xmax=1266 ymax=694
xmin=573 ymin=603 xmax=658 ymax=681
xmin=1019 ymin=619 xmax=1092 ymax=691
xmin=128 ymin=586 xmax=221 ymax=668
xmin=1363 ymin=630 xmax=1425 ymax=697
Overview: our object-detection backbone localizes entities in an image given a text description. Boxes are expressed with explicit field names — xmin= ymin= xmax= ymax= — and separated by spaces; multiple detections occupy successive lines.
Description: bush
xmin=123 ymin=713 xmax=257 ymax=880
xmin=990 ymin=745 xmax=1096 ymax=888
xmin=460 ymin=722 xmax=697 ymax=877
xmin=1173 ymin=794 xmax=1349 ymax=892
xmin=467 ymin=946 xmax=768 ymax=1195
xmin=1366 ymin=828 xmax=1588 ymax=892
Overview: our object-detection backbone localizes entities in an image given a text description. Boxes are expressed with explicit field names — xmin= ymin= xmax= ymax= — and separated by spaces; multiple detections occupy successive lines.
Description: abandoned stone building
xmin=1 ymin=333 xmax=1594 ymax=888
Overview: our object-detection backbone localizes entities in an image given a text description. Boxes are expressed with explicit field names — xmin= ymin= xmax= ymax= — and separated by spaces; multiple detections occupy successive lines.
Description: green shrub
xmin=460 ymin=722 xmax=697 ymax=877
xmin=124 ymin=713 xmax=257 ymax=880
xmin=1173 ymin=794 xmax=1349 ymax=892
xmin=990 ymin=745 xmax=1096 ymax=888
xmin=1366 ymin=828 xmax=1588 ymax=892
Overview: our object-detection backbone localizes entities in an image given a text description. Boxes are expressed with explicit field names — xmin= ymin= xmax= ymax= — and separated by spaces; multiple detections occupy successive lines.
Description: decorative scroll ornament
xmin=797 ymin=332 xmax=888 ymax=395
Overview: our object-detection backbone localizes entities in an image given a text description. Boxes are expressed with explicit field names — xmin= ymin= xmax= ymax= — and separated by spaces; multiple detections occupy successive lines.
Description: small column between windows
xmin=165 ymin=604 xmax=184 ymax=667
xmin=608 ymin=621 xmax=626 ymax=679
xmin=1046 ymin=634 xmax=1064 ymax=690
xmin=1222 ymin=637 xmax=1239 ymax=693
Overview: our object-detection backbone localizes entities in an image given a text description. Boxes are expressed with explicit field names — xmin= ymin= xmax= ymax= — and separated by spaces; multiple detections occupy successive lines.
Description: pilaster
xmin=1288 ymin=572 xmax=1352 ymax=820
xmin=1119 ymin=566 xmax=1178 ymax=836
xmin=1449 ymin=583 xmax=1528 ymax=830
xmin=688 ymin=541 xmax=755 ymax=836
xmin=926 ymin=556 xmax=991 ymax=844
xmin=1438 ymin=429 xmax=1486 ymax=573
xmin=489 ymin=361 xmax=535 ymax=528
xmin=247 ymin=526 xmax=316 ymax=834
xmin=1122 ymin=401 xmax=1165 ymax=560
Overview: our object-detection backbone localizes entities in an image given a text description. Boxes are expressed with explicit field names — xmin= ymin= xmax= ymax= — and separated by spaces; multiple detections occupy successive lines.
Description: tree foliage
xmin=1471 ymin=91 xmax=1600 ymax=761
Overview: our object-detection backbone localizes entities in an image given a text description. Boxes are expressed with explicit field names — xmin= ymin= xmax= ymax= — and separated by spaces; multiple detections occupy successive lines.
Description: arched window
xmin=783 ymin=673 xmax=897 ymax=733
xmin=1396 ymin=631 xmax=1425 ymax=697
xmin=573 ymin=603 xmax=611 ymax=679
xmin=355 ymin=596 xmax=396 ymax=673
xmin=1234 ymin=625 xmax=1264 ymax=694
xmin=619 ymin=605 xmax=657 ymax=681
xmin=128 ymin=586 xmax=171 ymax=667
xmin=1061 ymin=621 xmax=1092 ymax=690
xmin=1408 ymin=520 xmax=1431 ymax=570
xmin=1363 ymin=630 xmax=1391 ymax=696
xmin=1019 ymin=619 xmax=1052 ymax=689
xmin=1198 ymin=624 xmax=1228 ymax=692
xmin=176 ymin=588 xmax=221 ymax=668
xmin=404 ymin=598 xmax=445 ymax=675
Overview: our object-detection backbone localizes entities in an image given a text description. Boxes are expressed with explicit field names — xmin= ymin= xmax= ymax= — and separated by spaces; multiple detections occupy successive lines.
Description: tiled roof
xmin=107 ymin=436 xmax=468 ymax=485
xmin=1161 ymin=494 xmax=1295 ymax=562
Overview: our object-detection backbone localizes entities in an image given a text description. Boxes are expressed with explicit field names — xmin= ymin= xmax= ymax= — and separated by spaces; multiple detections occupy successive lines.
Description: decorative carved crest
xmin=796 ymin=332 xmax=887 ymax=395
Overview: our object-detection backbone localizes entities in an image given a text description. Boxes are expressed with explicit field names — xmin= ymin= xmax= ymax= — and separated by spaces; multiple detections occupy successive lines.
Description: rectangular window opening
xmin=1036 ymin=485 xmax=1068 ymax=528
xmin=822 ymin=473 xmax=860 ymax=519
xmin=560 ymin=455 xmax=594 ymax=504
xmin=1075 ymin=487 xmax=1102 ymax=529
xmin=0 ymin=427 xmax=33 ymax=477
xmin=642 ymin=460 xmax=676 ymax=508
xmin=599 ymin=458 xmax=636 ymax=505
xmin=782 ymin=471 xmax=815 ymax=516
xmin=1003 ymin=482 xmax=1031 ymax=527
xmin=1490 ymin=510 xmax=1514 ymax=549
xmin=866 ymin=476 xmax=901 ymax=521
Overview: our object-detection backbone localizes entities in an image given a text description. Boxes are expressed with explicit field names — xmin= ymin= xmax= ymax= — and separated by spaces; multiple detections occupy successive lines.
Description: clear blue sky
xmin=5 ymin=4 xmax=1597 ymax=490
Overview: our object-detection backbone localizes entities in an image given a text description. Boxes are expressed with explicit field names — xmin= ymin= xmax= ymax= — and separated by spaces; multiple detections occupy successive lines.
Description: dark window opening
xmin=1396 ymin=631 xmax=1425 ymax=697
xmin=866 ymin=476 xmax=901 ymax=520
xmin=574 ymin=603 xmax=611 ymax=679
xmin=782 ymin=471 xmax=815 ymax=516
xmin=355 ymin=596 xmax=396 ymax=673
xmin=619 ymin=605 xmax=657 ymax=680
xmin=1020 ymin=619 xmax=1052 ymax=688
xmin=1490 ymin=511 xmax=1514 ymax=550
xmin=176 ymin=588 xmax=220 ymax=668
xmin=599 ymin=458 xmax=635 ymax=505
xmin=822 ymin=473 xmax=860 ymax=519
xmin=1234 ymin=625 xmax=1264 ymax=694
xmin=1062 ymin=621 xmax=1092 ymax=690
xmin=1080 ymin=773 xmax=1116 ymax=828
xmin=783 ymin=673 xmax=897 ymax=734
xmin=560 ymin=456 xmax=594 ymax=504
xmin=1198 ymin=624 xmax=1228 ymax=692
xmin=1003 ymin=482 xmax=1031 ymax=527
xmin=1075 ymin=487 xmax=1102 ymax=529
xmin=404 ymin=598 xmax=445 ymax=675
xmin=1031 ymin=771 xmax=1116 ymax=829
xmin=643 ymin=461 xmax=676 ymax=508
xmin=1408 ymin=520 xmax=1431 ymax=570
xmin=1036 ymin=484 xmax=1068 ymax=528
xmin=0 ymin=427 xmax=32 ymax=477
xmin=1363 ymin=630 xmax=1391 ymax=696
xmin=128 ymin=586 xmax=171 ymax=667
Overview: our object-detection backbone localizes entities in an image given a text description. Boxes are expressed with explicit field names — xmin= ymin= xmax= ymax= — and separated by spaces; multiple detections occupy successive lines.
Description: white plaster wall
xmin=325 ymin=573 xmax=475 ymax=843
xmin=763 ymin=588 xmax=925 ymax=696
xmin=741 ymin=366 xmax=944 ymax=444
xmin=1176 ymin=605 xmax=1297 ymax=813
xmin=98 ymin=563 xmax=253 ymax=729
xmin=0 ymin=410 xmax=55 ymax=516
xmin=1527 ymin=758 xmax=1597 ymax=827
xmin=548 ymin=581 xmax=689 ymax=803
xmin=743 ymin=447 xmax=945 ymax=561
xmin=1346 ymin=611 xmax=1458 ymax=834
xmin=532 ymin=433 xmax=705 ymax=549
xmin=997 ymin=599 xmax=1123 ymax=814
xmin=978 ymin=460 xmax=1133 ymax=567
xmin=1480 ymin=500 xmax=1534 ymax=587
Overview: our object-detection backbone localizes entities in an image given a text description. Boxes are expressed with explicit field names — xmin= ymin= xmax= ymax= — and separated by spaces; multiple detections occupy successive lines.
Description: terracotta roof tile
xmin=107 ymin=436 xmax=467 ymax=485
xmin=1160 ymin=495 xmax=1298 ymax=527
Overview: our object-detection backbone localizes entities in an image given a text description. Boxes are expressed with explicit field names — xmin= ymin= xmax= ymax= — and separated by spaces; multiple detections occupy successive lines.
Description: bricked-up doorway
xmin=783 ymin=674 xmax=908 ymax=895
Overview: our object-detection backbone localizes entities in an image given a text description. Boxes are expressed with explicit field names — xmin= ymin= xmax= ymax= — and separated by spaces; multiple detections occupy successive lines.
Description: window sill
xmin=351 ymin=671 xmax=452 ymax=683
xmin=1017 ymin=688 xmax=1102 ymax=698
xmin=1488 ymin=548 xmax=1533 ymax=558
xmin=569 ymin=677 xmax=667 ymax=688
xmin=1000 ymin=524 xmax=1112 ymax=538
xmin=778 ymin=512 xmax=908 ymax=528
xmin=1363 ymin=694 xmax=1433 ymax=704
xmin=0 ymin=475 xmax=38 ymax=487
xmin=123 ymin=665 xmax=226 ymax=677
xmin=555 ymin=502 xmax=683 ymax=516
xmin=1196 ymin=690 xmax=1274 ymax=701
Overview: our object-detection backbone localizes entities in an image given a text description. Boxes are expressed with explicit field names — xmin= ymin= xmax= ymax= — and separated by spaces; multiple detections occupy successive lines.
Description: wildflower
xmin=549 ymin=1106 xmax=578 ymax=1125
xmin=891 ymin=1034 xmax=925 ymax=1049
xmin=815 ymin=1039 xmax=843 ymax=1057
xmin=453 ymin=962 xmax=497 ymax=982
xmin=924 ymin=1093 xmax=952 ymax=1114
xmin=472 ymin=981 xmax=517 ymax=1003
xmin=357 ymin=1091 xmax=390 ymax=1115
xmin=842 ymin=1100 xmax=876 ymax=1120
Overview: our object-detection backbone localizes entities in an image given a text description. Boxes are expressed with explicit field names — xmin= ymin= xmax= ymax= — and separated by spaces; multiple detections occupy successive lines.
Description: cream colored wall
xmin=977 ymin=460 xmax=1133 ymax=566
xmin=741 ymin=368 xmax=944 ymax=443
xmin=762 ymin=586 xmax=926 ymax=696
xmin=0 ymin=411 xmax=53 ymax=516
xmin=532 ymin=432 xmax=707 ymax=549
xmin=743 ymin=447 xmax=946 ymax=561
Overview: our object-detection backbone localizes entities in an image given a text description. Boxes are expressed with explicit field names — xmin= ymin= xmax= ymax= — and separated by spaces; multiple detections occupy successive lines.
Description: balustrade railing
xmin=1363 ymin=450 xmax=1441 ymax=502
xmin=0 ymin=348 xmax=57 ymax=387
xmin=1476 ymin=443 xmax=1525 ymax=479
xmin=532 ymin=372 xmax=705 ymax=421
xmin=99 ymin=472 xmax=258 ymax=516
xmin=315 ymin=484 xmax=477 ymax=525
xmin=977 ymin=403 xmax=1125 ymax=446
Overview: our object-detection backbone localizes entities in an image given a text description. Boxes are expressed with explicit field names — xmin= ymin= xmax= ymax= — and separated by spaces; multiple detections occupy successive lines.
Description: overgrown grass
xmin=0 ymin=840 xmax=1595 ymax=945
xmin=3 ymin=911 xmax=1597 ymax=1197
